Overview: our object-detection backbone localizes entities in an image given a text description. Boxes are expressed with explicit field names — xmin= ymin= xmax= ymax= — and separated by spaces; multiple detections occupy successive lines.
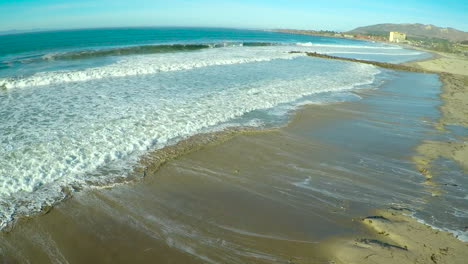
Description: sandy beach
xmin=328 ymin=51 xmax=468 ymax=264
xmin=1 ymin=0 xmax=467 ymax=262
xmin=0 ymin=50 xmax=467 ymax=263
xmin=325 ymin=208 xmax=468 ymax=264
xmin=408 ymin=52 xmax=468 ymax=183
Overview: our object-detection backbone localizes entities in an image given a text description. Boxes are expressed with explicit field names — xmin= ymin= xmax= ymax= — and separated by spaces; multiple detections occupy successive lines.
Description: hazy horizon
xmin=1 ymin=23 xmax=467 ymax=37
xmin=1 ymin=0 xmax=467 ymax=33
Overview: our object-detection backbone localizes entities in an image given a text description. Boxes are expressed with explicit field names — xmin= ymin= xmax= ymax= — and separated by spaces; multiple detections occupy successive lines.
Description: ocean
xmin=2 ymin=27 xmax=466 ymax=246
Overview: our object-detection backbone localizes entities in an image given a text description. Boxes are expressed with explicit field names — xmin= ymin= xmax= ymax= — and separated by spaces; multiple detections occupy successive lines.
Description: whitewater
xmin=0 ymin=28 xmax=431 ymax=229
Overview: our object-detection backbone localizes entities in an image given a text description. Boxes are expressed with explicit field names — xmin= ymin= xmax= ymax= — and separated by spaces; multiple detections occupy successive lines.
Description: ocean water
xmin=0 ymin=27 xmax=438 ymax=231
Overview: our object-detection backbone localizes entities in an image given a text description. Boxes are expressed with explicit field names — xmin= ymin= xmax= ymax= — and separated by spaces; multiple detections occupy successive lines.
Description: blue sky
xmin=1 ymin=0 xmax=467 ymax=32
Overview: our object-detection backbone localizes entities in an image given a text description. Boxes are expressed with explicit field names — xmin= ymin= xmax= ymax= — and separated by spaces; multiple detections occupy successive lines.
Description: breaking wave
xmin=0 ymin=46 xmax=304 ymax=89
xmin=41 ymin=42 xmax=279 ymax=61
xmin=0 ymin=53 xmax=380 ymax=229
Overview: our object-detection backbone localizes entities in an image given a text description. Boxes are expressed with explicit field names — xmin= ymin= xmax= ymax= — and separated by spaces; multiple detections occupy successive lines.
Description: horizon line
xmin=1 ymin=23 xmax=466 ymax=37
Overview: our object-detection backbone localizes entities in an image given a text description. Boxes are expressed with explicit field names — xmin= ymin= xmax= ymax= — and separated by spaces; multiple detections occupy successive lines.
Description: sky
xmin=0 ymin=0 xmax=467 ymax=32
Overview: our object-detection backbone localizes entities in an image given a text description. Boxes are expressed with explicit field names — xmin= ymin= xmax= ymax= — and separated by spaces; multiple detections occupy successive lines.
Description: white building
xmin=389 ymin=32 xmax=406 ymax=43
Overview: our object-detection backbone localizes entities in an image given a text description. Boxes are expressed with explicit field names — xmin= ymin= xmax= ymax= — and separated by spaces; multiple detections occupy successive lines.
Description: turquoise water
xmin=0 ymin=28 xmax=433 ymax=229
xmin=0 ymin=27 xmax=428 ymax=78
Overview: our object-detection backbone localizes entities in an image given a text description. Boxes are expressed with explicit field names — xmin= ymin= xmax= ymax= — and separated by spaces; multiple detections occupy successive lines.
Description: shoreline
xmin=139 ymin=50 xmax=468 ymax=262
xmin=1 ymin=50 xmax=467 ymax=262
xmin=407 ymin=52 xmax=468 ymax=180
xmin=0 ymin=102 xmax=363 ymax=263
xmin=326 ymin=48 xmax=468 ymax=263
xmin=291 ymin=51 xmax=438 ymax=73
xmin=324 ymin=208 xmax=468 ymax=264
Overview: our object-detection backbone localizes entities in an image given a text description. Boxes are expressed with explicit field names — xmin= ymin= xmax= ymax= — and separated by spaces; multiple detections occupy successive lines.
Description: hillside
xmin=347 ymin=23 xmax=468 ymax=42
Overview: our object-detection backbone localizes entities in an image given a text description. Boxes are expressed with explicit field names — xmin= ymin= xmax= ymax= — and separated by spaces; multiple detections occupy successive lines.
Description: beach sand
xmin=1 ymin=52 xmax=467 ymax=263
xmin=409 ymin=53 xmax=468 ymax=183
xmin=327 ymin=52 xmax=468 ymax=264
xmin=406 ymin=51 xmax=468 ymax=76
xmin=0 ymin=105 xmax=359 ymax=263
xmin=325 ymin=208 xmax=468 ymax=264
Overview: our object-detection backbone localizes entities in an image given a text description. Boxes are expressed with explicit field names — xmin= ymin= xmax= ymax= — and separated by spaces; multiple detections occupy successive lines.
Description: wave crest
xmin=0 ymin=47 xmax=303 ymax=89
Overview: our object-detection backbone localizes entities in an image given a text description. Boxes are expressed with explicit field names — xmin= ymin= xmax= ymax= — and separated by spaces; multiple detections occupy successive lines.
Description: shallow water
xmin=2 ymin=28 xmax=466 ymax=263
xmin=1 ymin=67 xmax=466 ymax=263
xmin=0 ymin=28 xmax=430 ymax=229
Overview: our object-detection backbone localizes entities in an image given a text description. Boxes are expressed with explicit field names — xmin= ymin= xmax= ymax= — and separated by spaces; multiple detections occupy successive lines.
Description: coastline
xmin=0 ymin=51 xmax=467 ymax=263
xmin=327 ymin=50 xmax=468 ymax=263
xmin=325 ymin=208 xmax=468 ymax=264
xmin=407 ymin=52 xmax=468 ymax=181
xmin=0 ymin=103 xmax=361 ymax=263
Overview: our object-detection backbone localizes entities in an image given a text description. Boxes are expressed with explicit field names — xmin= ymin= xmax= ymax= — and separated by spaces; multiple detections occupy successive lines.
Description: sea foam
xmin=0 ymin=47 xmax=304 ymax=89
xmin=0 ymin=42 xmax=422 ymax=90
xmin=0 ymin=48 xmax=380 ymax=229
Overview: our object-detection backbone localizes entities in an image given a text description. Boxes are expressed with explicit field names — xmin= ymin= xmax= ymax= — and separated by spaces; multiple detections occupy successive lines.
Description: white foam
xmin=0 ymin=41 xmax=427 ymax=90
xmin=408 ymin=213 xmax=468 ymax=242
xmin=0 ymin=46 xmax=304 ymax=89
xmin=42 ymin=52 xmax=59 ymax=61
xmin=452 ymin=207 xmax=468 ymax=218
xmin=296 ymin=42 xmax=402 ymax=50
xmin=296 ymin=42 xmax=314 ymax=47
xmin=0 ymin=50 xmax=380 ymax=229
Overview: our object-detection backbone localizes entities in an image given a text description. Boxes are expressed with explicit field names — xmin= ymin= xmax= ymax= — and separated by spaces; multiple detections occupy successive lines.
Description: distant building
xmin=353 ymin=34 xmax=387 ymax=42
xmin=389 ymin=32 xmax=406 ymax=43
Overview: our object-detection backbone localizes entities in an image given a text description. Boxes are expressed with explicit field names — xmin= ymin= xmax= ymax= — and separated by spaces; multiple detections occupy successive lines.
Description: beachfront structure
xmin=389 ymin=31 xmax=406 ymax=43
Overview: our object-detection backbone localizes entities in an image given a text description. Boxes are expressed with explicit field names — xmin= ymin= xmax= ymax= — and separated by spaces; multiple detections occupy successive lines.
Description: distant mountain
xmin=347 ymin=23 xmax=468 ymax=42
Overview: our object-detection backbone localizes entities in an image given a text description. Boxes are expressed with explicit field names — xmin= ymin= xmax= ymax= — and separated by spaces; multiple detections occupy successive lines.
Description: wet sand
xmin=0 ymin=104 xmax=360 ymax=263
xmin=326 ymin=208 xmax=468 ymax=264
xmin=406 ymin=51 xmax=468 ymax=76
xmin=1 ymin=54 xmax=467 ymax=263
xmin=328 ymin=52 xmax=468 ymax=263
xmin=409 ymin=54 xmax=468 ymax=182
